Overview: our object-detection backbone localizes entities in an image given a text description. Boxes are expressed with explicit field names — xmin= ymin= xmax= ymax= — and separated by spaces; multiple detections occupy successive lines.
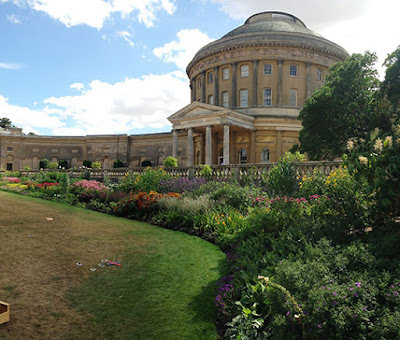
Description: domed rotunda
xmin=168 ymin=11 xmax=348 ymax=165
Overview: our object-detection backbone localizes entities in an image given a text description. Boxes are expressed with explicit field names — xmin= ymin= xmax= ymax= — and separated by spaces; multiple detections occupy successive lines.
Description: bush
xmin=119 ymin=168 xmax=171 ymax=193
xmin=158 ymin=177 xmax=207 ymax=193
xmin=58 ymin=160 xmax=68 ymax=169
xmin=113 ymin=159 xmax=124 ymax=168
xmin=83 ymin=160 xmax=92 ymax=168
xmin=163 ymin=156 xmax=178 ymax=167
xmin=92 ymin=161 xmax=102 ymax=169
xmin=39 ymin=158 xmax=49 ymax=169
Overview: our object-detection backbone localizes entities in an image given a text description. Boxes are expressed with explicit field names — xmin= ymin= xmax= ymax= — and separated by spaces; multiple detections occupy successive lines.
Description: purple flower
xmin=355 ymin=282 xmax=361 ymax=288
xmin=333 ymin=292 xmax=337 ymax=296
xmin=317 ymin=324 xmax=321 ymax=328
xmin=393 ymin=291 xmax=399 ymax=296
xmin=363 ymin=308 xmax=367 ymax=311
xmin=286 ymin=311 xmax=290 ymax=316
xmin=333 ymin=300 xmax=337 ymax=305
xmin=354 ymin=292 xmax=358 ymax=297
xmin=322 ymin=286 xmax=326 ymax=289
xmin=354 ymin=314 xmax=357 ymax=318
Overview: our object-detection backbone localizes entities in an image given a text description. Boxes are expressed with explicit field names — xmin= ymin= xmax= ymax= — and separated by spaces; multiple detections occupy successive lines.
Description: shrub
xmin=158 ymin=177 xmax=207 ymax=193
xmin=58 ymin=160 xmax=68 ymax=169
xmin=39 ymin=158 xmax=49 ymax=169
xmin=48 ymin=162 xmax=58 ymax=169
xmin=113 ymin=159 xmax=124 ymax=168
xmin=163 ymin=156 xmax=178 ymax=167
xmin=83 ymin=160 xmax=92 ymax=168
xmin=92 ymin=161 xmax=102 ymax=169
xmin=119 ymin=168 xmax=171 ymax=193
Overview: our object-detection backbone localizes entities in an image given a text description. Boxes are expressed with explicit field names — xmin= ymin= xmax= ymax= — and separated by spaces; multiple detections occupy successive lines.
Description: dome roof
xmin=187 ymin=11 xmax=348 ymax=74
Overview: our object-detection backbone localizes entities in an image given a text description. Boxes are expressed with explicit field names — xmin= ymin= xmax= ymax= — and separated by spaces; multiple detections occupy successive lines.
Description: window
xmin=198 ymin=77 xmax=202 ymax=89
xmin=239 ymin=149 xmax=247 ymax=164
xmin=239 ymin=89 xmax=248 ymax=107
xmin=6 ymin=163 xmax=13 ymax=171
xmin=289 ymin=89 xmax=298 ymax=107
xmin=264 ymin=63 xmax=272 ymax=75
xmin=289 ymin=65 xmax=298 ymax=77
xmin=240 ymin=65 xmax=249 ymax=77
xmin=317 ymin=69 xmax=323 ymax=81
xmin=261 ymin=148 xmax=270 ymax=163
xmin=263 ymin=88 xmax=272 ymax=106
xmin=222 ymin=67 xmax=229 ymax=80
xmin=6 ymin=147 xmax=13 ymax=152
xmin=222 ymin=91 xmax=229 ymax=108
xmin=208 ymin=72 xmax=214 ymax=84
xmin=219 ymin=148 xmax=224 ymax=164
xmin=208 ymin=95 xmax=214 ymax=105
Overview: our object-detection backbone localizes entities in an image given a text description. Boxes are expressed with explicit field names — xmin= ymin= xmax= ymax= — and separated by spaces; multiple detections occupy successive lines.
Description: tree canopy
xmin=0 ymin=117 xmax=13 ymax=129
xmin=381 ymin=45 xmax=400 ymax=108
xmin=299 ymin=52 xmax=380 ymax=160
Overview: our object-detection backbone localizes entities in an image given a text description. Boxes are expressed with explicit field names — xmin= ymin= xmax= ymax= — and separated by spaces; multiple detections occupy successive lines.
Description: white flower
xmin=359 ymin=156 xmax=368 ymax=166
xmin=385 ymin=136 xmax=393 ymax=148
xmin=346 ymin=140 xmax=354 ymax=152
xmin=373 ymin=138 xmax=383 ymax=153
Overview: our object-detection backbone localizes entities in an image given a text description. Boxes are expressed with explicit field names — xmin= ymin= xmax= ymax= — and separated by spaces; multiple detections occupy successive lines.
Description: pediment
xmin=168 ymin=102 xmax=225 ymax=122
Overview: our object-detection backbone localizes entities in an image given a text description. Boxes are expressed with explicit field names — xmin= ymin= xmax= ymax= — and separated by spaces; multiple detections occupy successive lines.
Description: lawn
xmin=0 ymin=191 xmax=225 ymax=339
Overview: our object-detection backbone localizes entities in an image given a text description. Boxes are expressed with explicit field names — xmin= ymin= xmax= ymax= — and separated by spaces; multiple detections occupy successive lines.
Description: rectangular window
xmin=240 ymin=89 xmax=248 ymax=107
xmin=263 ymin=88 xmax=272 ymax=106
xmin=222 ymin=67 xmax=229 ymax=80
xmin=208 ymin=72 xmax=214 ymax=84
xmin=208 ymin=95 xmax=214 ymax=105
xmin=198 ymin=77 xmax=202 ymax=89
xmin=6 ymin=163 xmax=13 ymax=171
xmin=289 ymin=89 xmax=297 ymax=107
xmin=289 ymin=65 xmax=298 ymax=77
xmin=222 ymin=91 xmax=229 ymax=108
xmin=317 ymin=69 xmax=323 ymax=81
xmin=240 ymin=65 xmax=249 ymax=77
xmin=6 ymin=147 xmax=13 ymax=152
xmin=264 ymin=63 xmax=272 ymax=75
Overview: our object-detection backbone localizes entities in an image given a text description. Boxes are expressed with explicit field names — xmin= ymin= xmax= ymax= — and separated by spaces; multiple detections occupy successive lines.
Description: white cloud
xmin=118 ymin=31 xmax=135 ymax=47
xmin=41 ymin=71 xmax=188 ymax=135
xmin=209 ymin=0 xmax=371 ymax=27
xmin=0 ymin=62 xmax=24 ymax=70
xmin=153 ymin=29 xmax=215 ymax=71
xmin=7 ymin=14 xmax=21 ymax=23
xmin=70 ymin=83 xmax=85 ymax=92
xmin=0 ymin=95 xmax=65 ymax=134
xmin=9 ymin=0 xmax=176 ymax=29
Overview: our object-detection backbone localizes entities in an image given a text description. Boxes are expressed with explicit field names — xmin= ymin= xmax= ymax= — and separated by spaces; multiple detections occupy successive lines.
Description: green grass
xmin=0 ymin=191 xmax=226 ymax=339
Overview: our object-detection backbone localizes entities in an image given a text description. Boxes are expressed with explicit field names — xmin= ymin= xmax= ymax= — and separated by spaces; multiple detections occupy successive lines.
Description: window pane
xmin=222 ymin=92 xmax=229 ymax=107
xmin=208 ymin=72 xmax=213 ymax=84
xmin=317 ymin=69 xmax=323 ymax=81
xmin=222 ymin=68 xmax=229 ymax=80
xmin=240 ymin=89 xmax=248 ymax=107
xmin=239 ymin=149 xmax=247 ymax=164
xmin=289 ymin=89 xmax=297 ymax=107
xmin=263 ymin=88 xmax=272 ymax=106
xmin=241 ymin=65 xmax=249 ymax=77
xmin=290 ymin=65 xmax=298 ymax=76
xmin=264 ymin=63 xmax=272 ymax=75
xmin=208 ymin=95 xmax=214 ymax=105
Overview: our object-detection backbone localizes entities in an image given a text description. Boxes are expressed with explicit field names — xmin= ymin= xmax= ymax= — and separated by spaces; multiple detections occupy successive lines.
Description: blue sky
xmin=0 ymin=0 xmax=399 ymax=136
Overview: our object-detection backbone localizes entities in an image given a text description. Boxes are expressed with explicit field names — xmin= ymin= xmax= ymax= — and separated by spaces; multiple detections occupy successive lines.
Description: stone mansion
xmin=0 ymin=11 xmax=348 ymax=171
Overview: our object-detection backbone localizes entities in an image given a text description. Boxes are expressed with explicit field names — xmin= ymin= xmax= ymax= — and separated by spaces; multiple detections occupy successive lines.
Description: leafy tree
xmin=0 ymin=117 xmax=12 ymax=129
xmin=381 ymin=45 xmax=400 ymax=109
xmin=299 ymin=52 xmax=380 ymax=160
xmin=163 ymin=156 xmax=178 ymax=167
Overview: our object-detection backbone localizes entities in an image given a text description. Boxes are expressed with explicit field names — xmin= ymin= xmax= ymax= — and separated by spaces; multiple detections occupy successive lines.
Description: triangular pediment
xmin=168 ymin=101 xmax=255 ymax=130
xmin=168 ymin=102 xmax=226 ymax=122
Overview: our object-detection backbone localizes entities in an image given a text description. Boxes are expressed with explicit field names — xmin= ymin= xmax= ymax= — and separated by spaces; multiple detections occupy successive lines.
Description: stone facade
xmin=0 ymin=11 xmax=348 ymax=170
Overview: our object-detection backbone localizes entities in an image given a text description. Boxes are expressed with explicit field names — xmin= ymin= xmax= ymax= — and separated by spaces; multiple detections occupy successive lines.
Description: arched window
xmin=261 ymin=148 xmax=270 ymax=163
xmin=239 ymin=149 xmax=247 ymax=164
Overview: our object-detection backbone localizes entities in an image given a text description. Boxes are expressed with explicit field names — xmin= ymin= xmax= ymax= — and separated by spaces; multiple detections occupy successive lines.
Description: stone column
xmin=306 ymin=62 xmax=312 ymax=100
xmin=214 ymin=66 xmax=219 ymax=106
xmin=276 ymin=130 xmax=283 ymax=161
xmin=251 ymin=129 xmax=257 ymax=163
xmin=252 ymin=60 xmax=258 ymax=107
xmin=223 ymin=124 xmax=230 ymax=165
xmin=191 ymin=79 xmax=196 ymax=102
xmin=277 ymin=59 xmax=284 ymax=106
xmin=205 ymin=126 xmax=212 ymax=165
xmin=172 ymin=129 xmax=178 ymax=159
xmin=187 ymin=128 xmax=194 ymax=166
xmin=201 ymin=71 xmax=206 ymax=103
xmin=231 ymin=62 xmax=237 ymax=108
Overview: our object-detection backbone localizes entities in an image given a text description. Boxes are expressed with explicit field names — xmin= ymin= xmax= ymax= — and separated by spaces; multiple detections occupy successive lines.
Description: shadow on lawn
xmin=188 ymin=257 xmax=229 ymax=340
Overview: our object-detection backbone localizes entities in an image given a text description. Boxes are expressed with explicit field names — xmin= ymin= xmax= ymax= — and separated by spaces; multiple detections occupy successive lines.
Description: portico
xmin=168 ymin=102 xmax=255 ymax=166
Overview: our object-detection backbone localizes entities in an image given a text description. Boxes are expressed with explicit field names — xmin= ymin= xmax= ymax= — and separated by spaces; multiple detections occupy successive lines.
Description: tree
xmin=299 ymin=52 xmax=380 ymax=160
xmin=381 ymin=45 xmax=400 ymax=109
xmin=0 ymin=117 xmax=12 ymax=129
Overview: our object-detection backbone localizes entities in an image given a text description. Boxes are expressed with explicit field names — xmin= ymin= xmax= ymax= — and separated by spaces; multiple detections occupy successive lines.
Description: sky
xmin=0 ymin=0 xmax=399 ymax=136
